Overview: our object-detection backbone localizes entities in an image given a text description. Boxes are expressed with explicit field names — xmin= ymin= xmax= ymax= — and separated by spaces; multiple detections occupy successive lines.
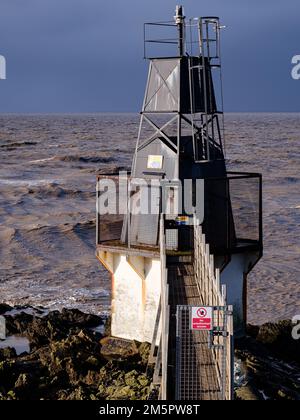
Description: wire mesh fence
xmin=176 ymin=305 xmax=232 ymax=400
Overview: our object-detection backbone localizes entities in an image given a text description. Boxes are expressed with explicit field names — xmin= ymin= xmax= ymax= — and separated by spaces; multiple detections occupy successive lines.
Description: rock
xmin=137 ymin=342 xmax=151 ymax=365
xmin=138 ymin=374 xmax=149 ymax=387
xmin=81 ymin=370 xmax=100 ymax=386
xmin=5 ymin=390 xmax=17 ymax=400
xmin=235 ymin=385 xmax=260 ymax=400
xmin=48 ymin=308 xmax=103 ymax=329
xmin=2 ymin=306 xmax=299 ymax=401
xmin=100 ymin=337 xmax=139 ymax=361
xmin=14 ymin=373 xmax=30 ymax=389
xmin=246 ymin=324 xmax=260 ymax=339
xmin=256 ymin=320 xmax=300 ymax=363
xmin=0 ymin=360 xmax=17 ymax=391
xmin=47 ymin=329 xmax=103 ymax=388
xmin=57 ymin=386 xmax=90 ymax=400
xmin=0 ymin=307 xmax=152 ymax=400
xmin=125 ymin=370 xmax=138 ymax=387
xmin=103 ymin=316 xmax=111 ymax=336
xmin=5 ymin=313 xmax=34 ymax=336
xmin=109 ymin=385 xmax=136 ymax=400
xmin=235 ymin=332 xmax=300 ymax=400
xmin=86 ymin=356 xmax=100 ymax=368
xmin=0 ymin=347 xmax=17 ymax=361
xmin=0 ymin=303 xmax=12 ymax=315
xmin=5 ymin=309 xmax=104 ymax=350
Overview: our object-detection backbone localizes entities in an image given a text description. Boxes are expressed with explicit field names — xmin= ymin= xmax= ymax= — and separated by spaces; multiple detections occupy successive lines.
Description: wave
xmin=54 ymin=155 xmax=116 ymax=164
xmin=0 ymin=179 xmax=94 ymax=199
xmin=0 ymin=141 xmax=37 ymax=150
xmin=26 ymin=183 xmax=95 ymax=199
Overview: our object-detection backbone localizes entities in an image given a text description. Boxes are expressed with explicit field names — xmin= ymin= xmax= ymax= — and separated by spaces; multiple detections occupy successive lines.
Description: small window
xmin=147 ymin=155 xmax=163 ymax=170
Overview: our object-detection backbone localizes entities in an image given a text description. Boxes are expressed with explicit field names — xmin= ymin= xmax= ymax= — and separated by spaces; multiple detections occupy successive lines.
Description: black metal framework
xmin=143 ymin=17 xmax=222 ymax=60
xmin=137 ymin=15 xmax=226 ymax=165
xmin=203 ymin=172 xmax=263 ymax=255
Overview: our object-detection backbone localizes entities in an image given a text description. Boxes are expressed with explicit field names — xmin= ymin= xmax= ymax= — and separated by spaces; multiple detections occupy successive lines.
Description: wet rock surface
xmin=0 ymin=306 xmax=151 ymax=400
xmin=235 ymin=322 xmax=300 ymax=400
xmin=1 ymin=307 xmax=299 ymax=400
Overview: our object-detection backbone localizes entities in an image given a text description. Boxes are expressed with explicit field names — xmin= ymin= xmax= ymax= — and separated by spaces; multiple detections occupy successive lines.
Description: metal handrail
xmin=159 ymin=216 xmax=169 ymax=400
xmin=193 ymin=217 xmax=234 ymax=400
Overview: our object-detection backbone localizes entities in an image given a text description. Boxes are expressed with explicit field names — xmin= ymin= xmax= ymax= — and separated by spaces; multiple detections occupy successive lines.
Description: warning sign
xmin=191 ymin=306 xmax=213 ymax=331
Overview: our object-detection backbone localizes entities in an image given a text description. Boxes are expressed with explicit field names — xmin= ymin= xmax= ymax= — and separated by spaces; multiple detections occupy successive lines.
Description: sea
xmin=0 ymin=113 xmax=299 ymax=324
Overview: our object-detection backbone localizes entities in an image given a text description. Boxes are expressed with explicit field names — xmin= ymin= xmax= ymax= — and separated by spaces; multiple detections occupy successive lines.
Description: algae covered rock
xmin=0 ymin=347 xmax=17 ymax=361
xmin=2 ymin=304 xmax=299 ymax=401
xmin=252 ymin=320 xmax=300 ymax=363
xmin=100 ymin=337 xmax=140 ymax=361
xmin=235 ymin=328 xmax=300 ymax=400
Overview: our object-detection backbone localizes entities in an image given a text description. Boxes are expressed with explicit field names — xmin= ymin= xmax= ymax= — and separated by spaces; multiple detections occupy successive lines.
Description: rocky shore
xmin=235 ymin=321 xmax=300 ymax=400
xmin=0 ymin=304 xmax=152 ymax=400
xmin=0 ymin=304 xmax=299 ymax=400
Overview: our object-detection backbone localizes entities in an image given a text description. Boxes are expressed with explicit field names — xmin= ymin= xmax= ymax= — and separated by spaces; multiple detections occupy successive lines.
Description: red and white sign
xmin=191 ymin=306 xmax=213 ymax=331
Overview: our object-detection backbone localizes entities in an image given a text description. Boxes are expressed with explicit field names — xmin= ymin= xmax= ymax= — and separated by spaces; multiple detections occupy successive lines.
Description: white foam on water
xmin=0 ymin=178 xmax=60 ymax=187
xmin=29 ymin=157 xmax=56 ymax=164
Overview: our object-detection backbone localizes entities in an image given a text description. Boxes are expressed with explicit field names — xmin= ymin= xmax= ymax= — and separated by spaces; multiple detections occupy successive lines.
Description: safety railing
xmin=143 ymin=17 xmax=221 ymax=60
xmin=193 ymin=219 xmax=234 ymax=400
xmin=159 ymin=217 xmax=169 ymax=400
xmin=96 ymin=173 xmax=163 ymax=250
xmin=96 ymin=173 xmax=126 ymax=245
xmin=202 ymin=172 xmax=262 ymax=256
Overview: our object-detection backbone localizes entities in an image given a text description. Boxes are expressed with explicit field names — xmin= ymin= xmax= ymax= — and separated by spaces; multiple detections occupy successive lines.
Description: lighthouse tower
xmin=96 ymin=6 xmax=262 ymax=342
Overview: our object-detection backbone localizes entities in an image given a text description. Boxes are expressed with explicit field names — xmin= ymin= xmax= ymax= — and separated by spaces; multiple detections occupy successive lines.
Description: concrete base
xmin=97 ymin=249 xmax=161 ymax=343
xmin=220 ymin=251 xmax=260 ymax=336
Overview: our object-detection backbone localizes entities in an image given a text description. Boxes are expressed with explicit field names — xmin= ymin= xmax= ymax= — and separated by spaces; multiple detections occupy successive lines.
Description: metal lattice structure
xmin=136 ymin=15 xmax=225 ymax=169
xmin=176 ymin=304 xmax=232 ymax=400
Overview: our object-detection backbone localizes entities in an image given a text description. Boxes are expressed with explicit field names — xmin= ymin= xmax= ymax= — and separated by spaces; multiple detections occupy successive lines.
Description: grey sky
xmin=0 ymin=0 xmax=299 ymax=112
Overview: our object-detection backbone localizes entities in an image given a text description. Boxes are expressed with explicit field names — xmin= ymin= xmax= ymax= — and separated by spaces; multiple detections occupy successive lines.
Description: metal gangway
xmin=149 ymin=219 xmax=234 ymax=400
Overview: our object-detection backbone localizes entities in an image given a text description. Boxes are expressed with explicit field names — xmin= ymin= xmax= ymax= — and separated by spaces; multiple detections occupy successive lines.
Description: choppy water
xmin=0 ymin=113 xmax=299 ymax=323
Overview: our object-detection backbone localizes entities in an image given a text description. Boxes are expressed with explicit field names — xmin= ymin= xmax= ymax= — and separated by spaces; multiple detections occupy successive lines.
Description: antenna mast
xmin=174 ymin=5 xmax=185 ymax=56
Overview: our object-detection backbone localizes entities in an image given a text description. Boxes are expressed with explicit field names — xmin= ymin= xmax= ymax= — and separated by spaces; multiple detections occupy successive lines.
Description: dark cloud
xmin=0 ymin=0 xmax=299 ymax=112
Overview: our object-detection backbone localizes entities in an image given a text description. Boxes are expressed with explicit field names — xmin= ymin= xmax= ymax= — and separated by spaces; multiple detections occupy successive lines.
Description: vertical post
xmin=228 ymin=304 xmax=234 ymax=400
xmin=188 ymin=56 xmax=197 ymax=160
xmin=160 ymin=217 xmax=169 ymax=400
xmin=174 ymin=5 xmax=185 ymax=57
xmin=220 ymin=306 xmax=227 ymax=400
xmin=177 ymin=113 xmax=181 ymax=180
xmin=198 ymin=18 xmax=210 ymax=161
xmin=175 ymin=306 xmax=181 ymax=399
xmin=161 ymin=283 xmax=169 ymax=399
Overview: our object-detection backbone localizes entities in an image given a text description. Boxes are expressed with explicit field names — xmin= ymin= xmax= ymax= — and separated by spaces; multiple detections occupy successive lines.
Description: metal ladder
xmin=188 ymin=17 xmax=225 ymax=162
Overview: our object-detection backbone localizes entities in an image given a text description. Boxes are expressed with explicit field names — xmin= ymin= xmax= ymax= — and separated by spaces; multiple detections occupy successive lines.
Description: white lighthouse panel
xmin=144 ymin=59 xmax=180 ymax=111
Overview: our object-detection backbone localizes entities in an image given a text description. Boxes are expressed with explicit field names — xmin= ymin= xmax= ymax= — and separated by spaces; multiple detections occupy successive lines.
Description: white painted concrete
xmin=220 ymin=251 xmax=259 ymax=334
xmin=97 ymin=250 xmax=161 ymax=343
xmin=220 ymin=254 xmax=245 ymax=331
